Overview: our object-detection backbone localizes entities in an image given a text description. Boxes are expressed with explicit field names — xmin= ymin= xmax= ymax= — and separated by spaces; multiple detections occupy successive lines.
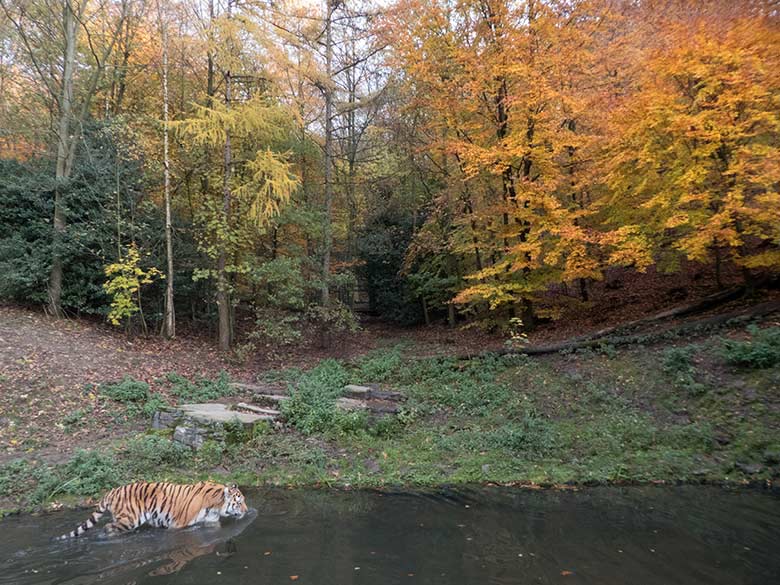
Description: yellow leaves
xmin=234 ymin=149 xmax=298 ymax=226
xmin=173 ymin=97 xmax=291 ymax=148
xmin=665 ymin=213 xmax=690 ymax=229
xmin=103 ymin=244 xmax=163 ymax=327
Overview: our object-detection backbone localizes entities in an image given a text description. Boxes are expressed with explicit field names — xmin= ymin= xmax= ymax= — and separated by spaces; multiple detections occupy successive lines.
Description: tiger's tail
xmin=57 ymin=502 xmax=108 ymax=540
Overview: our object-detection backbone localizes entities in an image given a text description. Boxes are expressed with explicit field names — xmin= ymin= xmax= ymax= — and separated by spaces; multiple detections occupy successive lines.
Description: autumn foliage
xmin=388 ymin=0 xmax=779 ymax=321
xmin=0 ymin=0 xmax=777 ymax=340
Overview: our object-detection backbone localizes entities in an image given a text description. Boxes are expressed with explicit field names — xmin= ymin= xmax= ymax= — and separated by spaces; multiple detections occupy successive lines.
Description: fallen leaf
xmin=561 ymin=570 xmax=574 ymax=576
xmin=289 ymin=576 xmax=299 ymax=581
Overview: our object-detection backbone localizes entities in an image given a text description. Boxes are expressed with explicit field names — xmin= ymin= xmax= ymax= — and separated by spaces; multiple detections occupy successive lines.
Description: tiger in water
xmin=57 ymin=481 xmax=248 ymax=539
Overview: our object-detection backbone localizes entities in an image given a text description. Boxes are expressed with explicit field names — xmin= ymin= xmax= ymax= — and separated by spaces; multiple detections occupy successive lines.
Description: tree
xmin=601 ymin=12 xmax=780 ymax=281
xmin=156 ymin=0 xmax=175 ymax=338
xmin=0 ymin=0 xmax=130 ymax=316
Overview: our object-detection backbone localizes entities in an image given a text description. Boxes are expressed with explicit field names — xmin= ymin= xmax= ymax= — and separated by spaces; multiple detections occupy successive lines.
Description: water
xmin=1 ymin=486 xmax=778 ymax=585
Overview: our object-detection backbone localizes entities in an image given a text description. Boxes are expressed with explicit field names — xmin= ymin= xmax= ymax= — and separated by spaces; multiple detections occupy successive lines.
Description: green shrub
xmin=662 ymin=346 xmax=696 ymax=375
xmin=721 ymin=326 xmax=780 ymax=369
xmin=166 ymin=371 xmax=233 ymax=402
xmin=484 ymin=413 xmax=557 ymax=455
xmin=198 ymin=440 xmax=224 ymax=467
xmin=662 ymin=346 xmax=707 ymax=396
xmin=354 ymin=347 xmax=404 ymax=383
xmin=63 ymin=408 xmax=88 ymax=427
xmin=120 ymin=435 xmax=190 ymax=474
xmin=281 ymin=360 xmax=350 ymax=434
xmin=44 ymin=450 xmax=123 ymax=501
xmin=142 ymin=393 xmax=169 ymax=418
xmin=100 ymin=376 xmax=149 ymax=403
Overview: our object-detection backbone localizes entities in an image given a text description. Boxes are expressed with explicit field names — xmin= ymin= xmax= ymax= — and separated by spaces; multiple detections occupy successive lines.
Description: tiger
xmin=57 ymin=481 xmax=248 ymax=540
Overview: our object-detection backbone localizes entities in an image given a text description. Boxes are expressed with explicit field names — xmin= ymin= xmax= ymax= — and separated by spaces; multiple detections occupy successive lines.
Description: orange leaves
xmin=601 ymin=11 xmax=780 ymax=272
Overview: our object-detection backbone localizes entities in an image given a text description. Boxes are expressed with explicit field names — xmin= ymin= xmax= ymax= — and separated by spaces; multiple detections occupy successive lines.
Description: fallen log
xmin=457 ymin=300 xmax=780 ymax=359
xmin=541 ymin=285 xmax=747 ymax=349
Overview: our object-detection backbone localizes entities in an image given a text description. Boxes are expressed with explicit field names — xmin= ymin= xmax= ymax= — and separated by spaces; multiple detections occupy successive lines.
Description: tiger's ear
xmin=230 ymin=483 xmax=237 ymax=489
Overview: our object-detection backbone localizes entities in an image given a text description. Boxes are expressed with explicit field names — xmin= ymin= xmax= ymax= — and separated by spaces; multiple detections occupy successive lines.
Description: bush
xmin=62 ymin=408 xmax=88 ymax=427
xmin=142 ymin=393 xmax=169 ymax=418
xmin=100 ymin=377 xmax=170 ymax=418
xmin=100 ymin=376 xmax=149 ymax=403
xmin=167 ymin=371 xmax=233 ymax=402
xmin=721 ymin=326 xmax=780 ymax=369
xmin=662 ymin=346 xmax=706 ymax=396
xmin=120 ymin=435 xmax=190 ymax=474
xmin=198 ymin=440 xmax=224 ymax=467
xmin=48 ymin=450 xmax=122 ymax=500
xmin=353 ymin=347 xmax=404 ymax=383
xmin=281 ymin=360 xmax=350 ymax=434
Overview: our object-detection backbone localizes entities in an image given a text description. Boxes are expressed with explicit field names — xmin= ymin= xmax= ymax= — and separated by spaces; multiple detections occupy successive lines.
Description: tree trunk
xmin=48 ymin=1 xmax=78 ymax=317
xmin=217 ymin=3 xmax=233 ymax=352
xmin=321 ymin=0 xmax=334 ymax=308
xmin=159 ymin=1 xmax=175 ymax=339
xmin=319 ymin=0 xmax=334 ymax=348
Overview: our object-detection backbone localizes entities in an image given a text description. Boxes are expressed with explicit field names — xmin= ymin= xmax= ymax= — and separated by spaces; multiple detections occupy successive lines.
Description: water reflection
xmin=0 ymin=486 xmax=778 ymax=585
xmin=0 ymin=508 xmax=257 ymax=584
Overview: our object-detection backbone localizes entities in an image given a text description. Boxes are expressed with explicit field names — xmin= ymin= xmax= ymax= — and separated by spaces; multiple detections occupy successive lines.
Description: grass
xmin=2 ymin=325 xmax=779 ymax=513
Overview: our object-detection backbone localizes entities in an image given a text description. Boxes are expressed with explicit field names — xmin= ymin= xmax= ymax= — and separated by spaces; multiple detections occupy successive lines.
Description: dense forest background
xmin=0 ymin=0 xmax=778 ymax=351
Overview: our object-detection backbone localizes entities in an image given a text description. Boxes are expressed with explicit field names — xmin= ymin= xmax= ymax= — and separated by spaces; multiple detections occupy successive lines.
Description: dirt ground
xmin=0 ymin=305 xmax=505 ymax=464
xmin=1 ymin=260 xmax=775 ymax=466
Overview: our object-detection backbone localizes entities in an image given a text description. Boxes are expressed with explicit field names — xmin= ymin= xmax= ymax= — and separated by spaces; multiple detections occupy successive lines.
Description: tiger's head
xmin=221 ymin=484 xmax=248 ymax=519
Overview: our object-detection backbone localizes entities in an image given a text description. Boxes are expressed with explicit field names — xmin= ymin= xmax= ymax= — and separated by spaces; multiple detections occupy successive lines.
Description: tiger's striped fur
xmin=57 ymin=481 xmax=247 ymax=539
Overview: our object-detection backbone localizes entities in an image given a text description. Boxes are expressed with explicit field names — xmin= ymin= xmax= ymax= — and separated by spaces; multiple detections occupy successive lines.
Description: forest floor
xmin=1 ymin=282 xmax=779 ymax=513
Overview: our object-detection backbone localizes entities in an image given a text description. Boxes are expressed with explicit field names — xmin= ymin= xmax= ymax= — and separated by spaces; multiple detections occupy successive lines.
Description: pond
xmin=1 ymin=486 xmax=778 ymax=584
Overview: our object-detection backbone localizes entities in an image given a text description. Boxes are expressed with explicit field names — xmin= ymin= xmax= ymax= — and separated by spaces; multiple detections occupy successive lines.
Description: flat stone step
xmin=233 ymin=402 xmax=280 ymax=417
xmin=253 ymin=393 xmax=290 ymax=408
xmin=343 ymin=384 xmax=405 ymax=402
xmin=178 ymin=403 xmax=275 ymax=423
xmin=231 ymin=382 xmax=289 ymax=396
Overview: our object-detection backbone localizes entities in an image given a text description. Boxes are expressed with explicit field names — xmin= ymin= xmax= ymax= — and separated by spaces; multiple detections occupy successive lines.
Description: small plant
xmin=62 ymin=408 xmax=87 ymax=427
xmin=142 ymin=393 xmax=169 ymax=418
xmin=101 ymin=376 xmax=150 ymax=403
xmin=100 ymin=377 xmax=169 ymax=418
xmin=504 ymin=317 xmax=529 ymax=350
xmin=662 ymin=346 xmax=706 ymax=396
xmin=102 ymin=243 xmax=163 ymax=327
xmin=721 ymin=326 xmax=780 ymax=369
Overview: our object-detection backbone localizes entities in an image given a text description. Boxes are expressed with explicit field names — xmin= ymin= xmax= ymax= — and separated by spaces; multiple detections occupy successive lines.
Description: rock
xmin=154 ymin=403 xmax=274 ymax=450
xmin=231 ymin=382 xmax=288 ymax=396
xmin=177 ymin=403 xmax=274 ymax=424
xmin=344 ymin=385 xmax=371 ymax=399
xmin=152 ymin=409 xmax=180 ymax=430
xmin=735 ymin=461 xmax=763 ymax=475
xmin=763 ymin=450 xmax=780 ymax=465
xmin=233 ymin=402 xmax=280 ymax=417
xmin=173 ymin=425 xmax=210 ymax=450
xmin=343 ymin=384 xmax=406 ymax=402
xmin=336 ymin=397 xmax=369 ymax=411
xmin=254 ymin=394 xmax=289 ymax=408
xmin=364 ymin=458 xmax=381 ymax=474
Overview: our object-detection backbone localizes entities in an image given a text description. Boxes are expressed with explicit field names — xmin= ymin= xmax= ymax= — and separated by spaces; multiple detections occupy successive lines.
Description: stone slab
xmin=231 ymin=382 xmax=289 ymax=396
xmin=178 ymin=403 xmax=273 ymax=424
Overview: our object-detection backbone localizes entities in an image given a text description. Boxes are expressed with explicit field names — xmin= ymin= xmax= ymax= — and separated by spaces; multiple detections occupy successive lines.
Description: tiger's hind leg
xmin=104 ymin=513 xmax=139 ymax=536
